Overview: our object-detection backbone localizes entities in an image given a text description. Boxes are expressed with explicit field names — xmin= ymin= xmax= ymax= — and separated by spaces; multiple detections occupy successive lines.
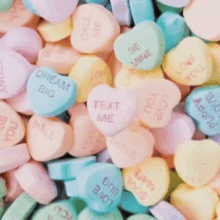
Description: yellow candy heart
xmin=122 ymin=157 xmax=170 ymax=206
xmin=114 ymin=65 xmax=164 ymax=88
xmin=203 ymin=43 xmax=220 ymax=86
xmin=69 ymin=55 xmax=112 ymax=102
xmin=163 ymin=37 xmax=212 ymax=86
xmin=171 ymin=184 xmax=219 ymax=220
xmin=174 ymin=140 xmax=220 ymax=187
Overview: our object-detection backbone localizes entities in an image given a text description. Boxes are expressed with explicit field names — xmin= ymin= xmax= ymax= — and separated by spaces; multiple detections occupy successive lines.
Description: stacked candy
xmin=0 ymin=0 xmax=220 ymax=219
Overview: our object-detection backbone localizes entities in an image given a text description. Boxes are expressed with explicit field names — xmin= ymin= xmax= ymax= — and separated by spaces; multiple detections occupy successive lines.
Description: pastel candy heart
xmin=1 ymin=27 xmax=43 ymax=63
xmin=69 ymin=55 xmax=112 ymax=103
xmin=185 ymin=86 xmax=220 ymax=136
xmin=97 ymin=149 xmax=113 ymax=164
xmin=207 ymin=168 xmax=220 ymax=195
xmin=171 ymin=184 xmax=219 ymax=220
xmin=203 ymin=43 xmax=220 ymax=86
xmin=114 ymin=21 xmax=165 ymax=70
xmin=0 ymin=0 xmax=39 ymax=33
xmin=156 ymin=1 xmax=183 ymax=14
xmin=14 ymin=161 xmax=57 ymax=204
xmin=114 ymin=66 xmax=164 ymax=89
xmin=134 ymin=79 xmax=181 ymax=128
xmin=106 ymin=120 xmax=155 ymax=168
xmin=127 ymin=214 xmax=156 ymax=220
xmin=0 ymin=0 xmax=13 ymax=12
xmin=68 ymin=103 xmax=106 ymax=157
xmin=71 ymin=4 xmax=120 ymax=54
xmin=163 ymin=37 xmax=212 ymax=85
xmin=78 ymin=207 xmax=123 ymax=220
xmin=122 ymin=157 xmax=170 ymax=206
xmin=157 ymin=0 xmax=189 ymax=8
xmin=31 ymin=0 xmax=79 ymax=23
xmin=156 ymin=12 xmax=190 ymax=53
xmin=150 ymin=201 xmax=186 ymax=220
xmin=27 ymin=114 xmax=73 ymax=161
xmin=119 ymin=190 xmax=150 ymax=214
xmin=2 ymin=193 xmax=37 ymax=220
xmin=22 ymin=0 xmax=39 ymax=15
xmin=0 ymin=101 xmax=25 ymax=149
xmin=0 ymin=178 xmax=7 ymax=198
xmin=27 ymin=67 xmax=77 ymax=117
xmin=184 ymin=0 xmax=220 ymax=41
xmin=87 ymin=84 xmax=138 ymax=137
xmin=0 ymin=49 xmax=34 ymax=99
xmin=36 ymin=40 xmax=81 ymax=75
xmin=6 ymin=89 xmax=34 ymax=116
xmin=32 ymin=200 xmax=78 ymax=220
xmin=174 ymin=140 xmax=220 ymax=187
xmin=65 ymin=163 xmax=123 ymax=213
xmin=129 ymin=0 xmax=155 ymax=25
xmin=151 ymin=112 xmax=195 ymax=155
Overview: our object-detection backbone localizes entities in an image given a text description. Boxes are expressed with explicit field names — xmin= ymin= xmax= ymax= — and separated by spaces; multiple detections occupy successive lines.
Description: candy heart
xmin=174 ymin=140 xmax=220 ymax=187
xmin=156 ymin=12 xmax=190 ymax=53
xmin=78 ymin=207 xmax=123 ymax=220
xmin=151 ymin=112 xmax=195 ymax=155
xmin=114 ymin=65 xmax=164 ymax=89
xmin=156 ymin=1 xmax=183 ymax=14
xmin=163 ymin=37 xmax=212 ymax=85
xmin=71 ymin=4 xmax=120 ymax=54
xmin=185 ymin=86 xmax=220 ymax=136
xmin=31 ymin=0 xmax=78 ymax=23
xmin=157 ymin=0 xmax=189 ymax=8
xmin=171 ymin=184 xmax=219 ymax=220
xmin=207 ymin=168 xmax=220 ymax=195
xmin=68 ymin=103 xmax=106 ymax=157
xmin=97 ymin=149 xmax=113 ymax=164
xmin=65 ymin=163 xmax=123 ymax=213
xmin=127 ymin=214 xmax=156 ymax=220
xmin=0 ymin=101 xmax=25 ymax=149
xmin=0 ymin=49 xmax=34 ymax=99
xmin=1 ymin=27 xmax=43 ymax=63
xmin=203 ymin=43 xmax=220 ymax=86
xmin=106 ymin=120 xmax=155 ymax=168
xmin=150 ymin=201 xmax=186 ymax=220
xmin=0 ymin=0 xmax=39 ymax=33
xmin=87 ymin=85 xmax=138 ymax=137
xmin=36 ymin=40 xmax=81 ymax=75
xmin=184 ymin=0 xmax=220 ymax=41
xmin=134 ymin=79 xmax=181 ymax=128
xmin=22 ymin=0 xmax=39 ymax=15
xmin=122 ymin=157 xmax=170 ymax=206
xmin=27 ymin=67 xmax=77 ymax=117
xmin=114 ymin=21 xmax=165 ymax=70
xmin=32 ymin=200 xmax=77 ymax=220
xmin=27 ymin=114 xmax=73 ymax=161
xmin=129 ymin=0 xmax=155 ymax=25
xmin=69 ymin=55 xmax=112 ymax=103
xmin=0 ymin=0 xmax=13 ymax=13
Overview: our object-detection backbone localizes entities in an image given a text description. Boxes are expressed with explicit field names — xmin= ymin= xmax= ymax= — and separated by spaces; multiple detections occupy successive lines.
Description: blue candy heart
xmin=27 ymin=67 xmax=77 ymax=117
xmin=185 ymin=86 xmax=220 ymax=136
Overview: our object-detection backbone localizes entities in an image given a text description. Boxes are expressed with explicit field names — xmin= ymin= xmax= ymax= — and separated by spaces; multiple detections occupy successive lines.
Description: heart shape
xmin=87 ymin=85 xmax=138 ymax=136
xmin=174 ymin=140 xmax=220 ymax=187
xmin=0 ymin=49 xmax=34 ymax=99
xmin=27 ymin=114 xmax=73 ymax=161
xmin=32 ymin=200 xmax=77 ymax=220
xmin=171 ymin=184 xmax=219 ymax=220
xmin=71 ymin=4 xmax=120 ymax=54
xmin=151 ymin=112 xmax=195 ymax=155
xmin=0 ymin=101 xmax=25 ymax=149
xmin=134 ymin=79 xmax=181 ymax=128
xmin=185 ymin=86 xmax=220 ymax=136
xmin=114 ymin=20 xmax=165 ymax=70
xmin=68 ymin=103 xmax=106 ymax=157
xmin=69 ymin=55 xmax=112 ymax=103
xmin=157 ymin=0 xmax=190 ymax=8
xmin=184 ymin=0 xmax=220 ymax=41
xmin=122 ymin=157 xmax=170 ymax=206
xmin=31 ymin=0 xmax=78 ymax=23
xmin=65 ymin=163 xmax=123 ymax=213
xmin=106 ymin=121 xmax=155 ymax=168
xmin=163 ymin=37 xmax=212 ymax=86
xmin=27 ymin=67 xmax=77 ymax=117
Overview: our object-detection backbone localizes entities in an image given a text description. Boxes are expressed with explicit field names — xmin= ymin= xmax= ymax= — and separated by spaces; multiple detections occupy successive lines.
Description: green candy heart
xmin=127 ymin=214 xmax=156 ymax=220
xmin=114 ymin=20 xmax=165 ymax=70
